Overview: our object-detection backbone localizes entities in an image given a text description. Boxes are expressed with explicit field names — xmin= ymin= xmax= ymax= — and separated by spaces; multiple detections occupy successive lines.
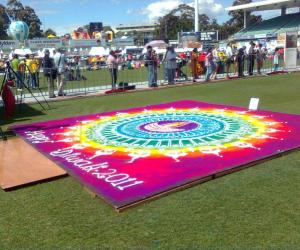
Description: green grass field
xmin=1 ymin=73 xmax=300 ymax=249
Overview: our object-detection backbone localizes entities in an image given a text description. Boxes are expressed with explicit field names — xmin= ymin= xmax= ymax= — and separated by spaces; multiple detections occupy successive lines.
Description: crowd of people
xmin=5 ymin=41 xmax=285 ymax=97
xmin=139 ymin=41 xmax=283 ymax=89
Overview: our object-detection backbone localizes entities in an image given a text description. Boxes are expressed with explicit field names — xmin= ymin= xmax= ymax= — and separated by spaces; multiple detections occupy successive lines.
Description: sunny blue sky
xmin=0 ymin=0 xmax=283 ymax=35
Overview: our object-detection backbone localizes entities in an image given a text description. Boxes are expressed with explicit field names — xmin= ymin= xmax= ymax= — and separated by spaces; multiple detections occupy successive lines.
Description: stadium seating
xmin=234 ymin=13 xmax=300 ymax=39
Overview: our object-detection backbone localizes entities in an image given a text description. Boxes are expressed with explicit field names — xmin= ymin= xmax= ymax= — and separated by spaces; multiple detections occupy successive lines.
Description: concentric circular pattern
xmin=59 ymin=108 xmax=283 ymax=161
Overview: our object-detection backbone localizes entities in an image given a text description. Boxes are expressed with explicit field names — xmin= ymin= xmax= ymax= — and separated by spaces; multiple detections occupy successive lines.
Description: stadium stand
xmin=234 ymin=13 xmax=300 ymax=40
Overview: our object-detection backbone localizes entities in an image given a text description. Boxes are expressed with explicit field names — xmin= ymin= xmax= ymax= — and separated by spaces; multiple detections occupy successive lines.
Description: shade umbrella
xmin=145 ymin=40 xmax=167 ymax=49
xmin=186 ymin=41 xmax=202 ymax=49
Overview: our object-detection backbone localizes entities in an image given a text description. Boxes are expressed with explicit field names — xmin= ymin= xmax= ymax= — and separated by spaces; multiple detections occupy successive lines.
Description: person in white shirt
xmin=53 ymin=48 xmax=67 ymax=96
xmin=247 ymin=41 xmax=256 ymax=76
xmin=211 ymin=46 xmax=220 ymax=80
xmin=225 ymin=43 xmax=233 ymax=78
xmin=107 ymin=51 xmax=118 ymax=90
xmin=256 ymin=44 xmax=264 ymax=74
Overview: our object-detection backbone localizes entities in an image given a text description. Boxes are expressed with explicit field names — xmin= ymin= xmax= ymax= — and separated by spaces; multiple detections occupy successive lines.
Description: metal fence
xmin=2 ymin=54 xmax=299 ymax=103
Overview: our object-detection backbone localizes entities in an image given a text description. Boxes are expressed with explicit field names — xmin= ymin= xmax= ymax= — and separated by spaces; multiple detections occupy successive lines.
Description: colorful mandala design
xmin=12 ymin=100 xmax=300 ymax=209
xmin=55 ymin=108 xmax=284 ymax=162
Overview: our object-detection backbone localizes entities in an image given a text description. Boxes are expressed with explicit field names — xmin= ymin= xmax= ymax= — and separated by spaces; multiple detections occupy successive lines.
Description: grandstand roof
xmin=233 ymin=12 xmax=300 ymax=40
xmin=226 ymin=0 xmax=300 ymax=12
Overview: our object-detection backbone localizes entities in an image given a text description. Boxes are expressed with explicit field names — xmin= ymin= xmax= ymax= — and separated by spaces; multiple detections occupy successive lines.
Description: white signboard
xmin=27 ymin=39 xmax=63 ymax=49
xmin=69 ymin=39 xmax=99 ymax=48
xmin=0 ymin=40 xmax=20 ymax=50
xmin=249 ymin=98 xmax=260 ymax=111
xmin=284 ymin=31 xmax=298 ymax=71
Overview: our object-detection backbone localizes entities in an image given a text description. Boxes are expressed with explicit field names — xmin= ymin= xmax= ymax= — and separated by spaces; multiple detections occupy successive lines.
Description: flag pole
xmin=195 ymin=0 xmax=199 ymax=32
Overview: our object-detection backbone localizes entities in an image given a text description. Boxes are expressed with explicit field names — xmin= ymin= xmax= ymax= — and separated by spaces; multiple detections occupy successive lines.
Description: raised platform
xmin=0 ymin=138 xmax=67 ymax=190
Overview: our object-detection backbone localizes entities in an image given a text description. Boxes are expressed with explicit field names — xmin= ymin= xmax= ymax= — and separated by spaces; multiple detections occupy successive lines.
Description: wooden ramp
xmin=0 ymin=138 xmax=67 ymax=190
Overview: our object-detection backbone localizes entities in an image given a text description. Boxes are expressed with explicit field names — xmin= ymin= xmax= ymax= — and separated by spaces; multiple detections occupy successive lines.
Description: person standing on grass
xmin=225 ymin=43 xmax=233 ymax=79
xmin=237 ymin=47 xmax=245 ymax=77
xmin=205 ymin=48 xmax=214 ymax=82
xmin=190 ymin=48 xmax=199 ymax=82
xmin=42 ymin=49 xmax=56 ymax=98
xmin=165 ymin=46 xmax=178 ymax=85
xmin=145 ymin=46 xmax=158 ymax=87
xmin=54 ymin=48 xmax=67 ymax=96
xmin=107 ymin=51 xmax=118 ymax=90
xmin=211 ymin=46 xmax=220 ymax=80
xmin=247 ymin=41 xmax=256 ymax=76
xmin=18 ymin=58 xmax=26 ymax=89
xmin=29 ymin=54 xmax=38 ymax=89
xmin=25 ymin=54 xmax=36 ymax=89
xmin=273 ymin=48 xmax=280 ymax=72
xmin=256 ymin=44 xmax=263 ymax=75
xmin=11 ymin=54 xmax=22 ymax=89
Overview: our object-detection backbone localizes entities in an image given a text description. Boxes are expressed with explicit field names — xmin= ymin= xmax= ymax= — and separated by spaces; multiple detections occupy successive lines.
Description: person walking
xmin=42 ymin=49 xmax=56 ymax=98
xmin=165 ymin=46 xmax=178 ymax=85
xmin=145 ymin=46 xmax=158 ymax=87
xmin=54 ymin=48 xmax=67 ymax=96
xmin=107 ymin=51 xmax=118 ymax=90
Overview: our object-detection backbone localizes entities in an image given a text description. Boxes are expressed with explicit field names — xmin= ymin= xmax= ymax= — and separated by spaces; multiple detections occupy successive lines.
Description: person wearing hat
xmin=43 ymin=49 xmax=56 ymax=98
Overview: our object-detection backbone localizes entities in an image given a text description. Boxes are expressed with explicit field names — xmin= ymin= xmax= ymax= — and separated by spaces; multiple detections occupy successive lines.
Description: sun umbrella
xmin=145 ymin=40 xmax=168 ymax=49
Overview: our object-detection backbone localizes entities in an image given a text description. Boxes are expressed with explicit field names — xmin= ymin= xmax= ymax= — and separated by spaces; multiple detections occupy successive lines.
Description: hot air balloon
xmin=8 ymin=21 xmax=29 ymax=42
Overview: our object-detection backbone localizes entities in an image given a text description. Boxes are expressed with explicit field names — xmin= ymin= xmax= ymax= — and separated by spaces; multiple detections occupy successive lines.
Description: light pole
xmin=195 ymin=0 xmax=199 ymax=32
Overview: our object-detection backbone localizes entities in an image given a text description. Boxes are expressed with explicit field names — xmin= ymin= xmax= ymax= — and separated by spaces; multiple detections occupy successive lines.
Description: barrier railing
xmin=1 ymin=55 xmax=298 ymax=103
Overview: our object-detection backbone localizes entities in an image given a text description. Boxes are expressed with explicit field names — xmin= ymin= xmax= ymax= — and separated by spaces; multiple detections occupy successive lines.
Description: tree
xmin=6 ymin=0 xmax=43 ymax=39
xmin=227 ymin=0 xmax=262 ymax=32
xmin=44 ymin=28 xmax=56 ymax=38
xmin=156 ymin=4 xmax=214 ymax=40
xmin=0 ymin=4 xmax=10 ymax=39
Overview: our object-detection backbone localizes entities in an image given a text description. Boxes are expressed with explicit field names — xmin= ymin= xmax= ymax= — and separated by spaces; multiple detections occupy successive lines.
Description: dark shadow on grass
xmin=0 ymin=103 xmax=46 ymax=127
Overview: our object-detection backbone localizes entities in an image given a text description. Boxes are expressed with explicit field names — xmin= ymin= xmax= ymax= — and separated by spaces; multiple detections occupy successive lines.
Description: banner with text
xmin=27 ymin=39 xmax=63 ymax=49
xmin=0 ymin=40 xmax=20 ymax=50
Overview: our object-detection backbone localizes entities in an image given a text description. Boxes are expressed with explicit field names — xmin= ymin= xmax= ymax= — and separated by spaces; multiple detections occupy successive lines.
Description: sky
xmin=0 ymin=0 xmax=285 ymax=35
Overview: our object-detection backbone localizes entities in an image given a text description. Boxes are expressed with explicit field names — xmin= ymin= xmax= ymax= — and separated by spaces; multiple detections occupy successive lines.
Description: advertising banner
xmin=69 ymin=39 xmax=99 ymax=48
xmin=0 ymin=40 xmax=20 ymax=50
xmin=284 ymin=31 xmax=298 ymax=71
xmin=27 ymin=39 xmax=62 ymax=49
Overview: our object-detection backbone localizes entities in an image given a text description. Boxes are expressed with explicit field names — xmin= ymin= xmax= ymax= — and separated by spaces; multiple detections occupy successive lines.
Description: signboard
xmin=284 ymin=31 xmax=298 ymax=71
xmin=249 ymin=98 xmax=260 ymax=111
xmin=197 ymin=31 xmax=218 ymax=42
xmin=27 ymin=39 xmax=62 ymax=49
xmin=69 ymin=39 xmax=100 ymax=48
xmin=277 ymin=33 xmax=286 ymax=47
xmin=180 ymin=31 xmax=218 ymax=49
xmin=90 ymin=22 xmax=103 ymax=32
xmin=114 ymin=37 xmax=134 ymax=47
xmin=0 ymin=40 xmax=19 ymax=50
